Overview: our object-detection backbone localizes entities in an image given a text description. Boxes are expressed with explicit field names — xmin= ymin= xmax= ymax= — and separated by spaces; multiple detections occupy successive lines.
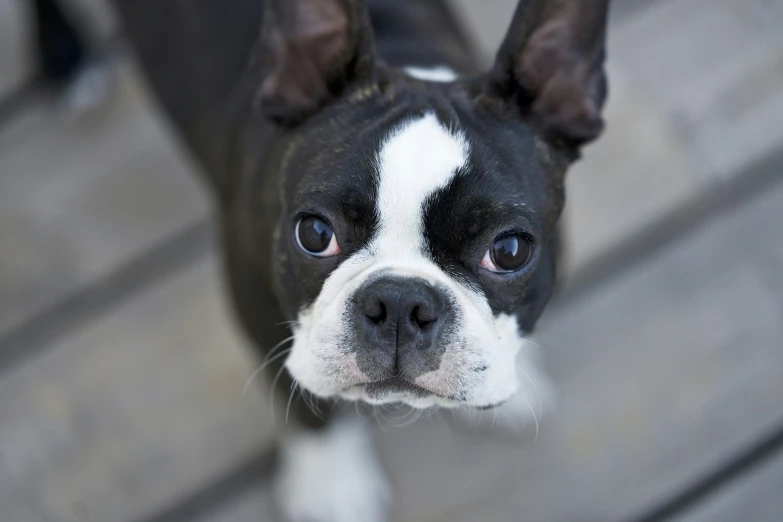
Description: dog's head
xmin=251 ymin=0 xmax=609 ymax=409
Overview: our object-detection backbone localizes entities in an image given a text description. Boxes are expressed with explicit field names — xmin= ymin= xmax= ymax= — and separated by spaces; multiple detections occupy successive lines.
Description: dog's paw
xmin=275 ymin=417 xmax=391 ymax=522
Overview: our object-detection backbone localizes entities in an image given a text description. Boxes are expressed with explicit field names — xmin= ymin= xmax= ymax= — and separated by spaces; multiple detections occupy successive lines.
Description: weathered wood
xmin=0 ymin=64 xmax=209 ymax=339
xmin=191 ymin=489 xmax=278 ymax=522
xmin=0 ymin=256 xmax=277 ymax=522
xmin=0 ymin=0 xmax=30 ymax=100
xmin=673 ymin=450 xmax=783 ymax=522
xmin=612 ymin=0 xmax=783 ymax=179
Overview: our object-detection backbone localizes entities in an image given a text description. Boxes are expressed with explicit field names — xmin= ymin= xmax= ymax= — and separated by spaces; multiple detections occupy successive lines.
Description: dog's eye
xmin=296 ymin=216 xmax=340 ymax=256
xmin=480 ymin=234 xmax=533 ymax=273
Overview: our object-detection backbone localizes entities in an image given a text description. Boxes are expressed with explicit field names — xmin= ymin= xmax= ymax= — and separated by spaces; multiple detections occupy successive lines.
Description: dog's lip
xmin=344 ymin=377 xmax=459 ymax=401
xmin=474 ymin=398 xmax=508 ymax=410
xmin=342 ymin=380 xmax=509 ymax=409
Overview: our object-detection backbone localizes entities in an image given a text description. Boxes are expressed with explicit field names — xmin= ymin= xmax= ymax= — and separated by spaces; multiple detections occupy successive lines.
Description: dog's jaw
xmin=275 ymin=416 xmax=390 ymax=522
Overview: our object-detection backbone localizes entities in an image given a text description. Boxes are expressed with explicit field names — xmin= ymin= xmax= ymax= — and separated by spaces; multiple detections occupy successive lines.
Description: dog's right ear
xmin=254 ymin=0 xmax=375 ymax=124
xmin=487 ymin=0 xmax=611 ymax=150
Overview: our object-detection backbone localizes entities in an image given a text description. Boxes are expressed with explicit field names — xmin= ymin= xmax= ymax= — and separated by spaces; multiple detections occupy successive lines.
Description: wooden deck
xmin=1 ymin=0 xmax=782 ymax=520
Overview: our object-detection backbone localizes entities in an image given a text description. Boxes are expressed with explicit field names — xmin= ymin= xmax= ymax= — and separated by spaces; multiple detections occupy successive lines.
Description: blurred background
xmin=1 ymin=0 xmax=783 ymax=521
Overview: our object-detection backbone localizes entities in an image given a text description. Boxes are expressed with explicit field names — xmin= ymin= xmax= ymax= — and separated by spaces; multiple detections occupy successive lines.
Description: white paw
xmin=275 ymin=417 xmax=391 ymax=522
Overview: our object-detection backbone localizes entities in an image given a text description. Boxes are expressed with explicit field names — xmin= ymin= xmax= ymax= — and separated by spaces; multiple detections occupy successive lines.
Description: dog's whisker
xmin=285 ymin=381 xmax=299 ymax=425
xmin=269 ymin=360 xmax=290 ymax=419
xmin=522 ymin=392 xmax=540 ymax=443
xmin=372 ymin=404 xmax=388 ymax=427
xmin=264 ymin=335 xmax=296 ymax=362
xmin=521 ymin=336 xmax=544 ymax=352
xmin=242 ymin=334 xmax=296 ymax=396
xmin=387 ymin=405 xmax=417 ymax=428
xmin=395 ymin=407 xmax=422 ymax=428
xmin=516 ymin=363 xmax=543 ymax=419
xmin=275 ymin=320 xmax=300 ymax=332
xmin=304 ymin=390 xmax=324 ymax=418
xmin=300 ymin=389 xmax=324 ymax=421
xmin=242 ymin=348 xmax=292 ymax=397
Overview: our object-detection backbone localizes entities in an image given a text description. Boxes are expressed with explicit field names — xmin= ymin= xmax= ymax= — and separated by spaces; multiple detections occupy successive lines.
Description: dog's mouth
xmin=361 ymin=377 xmax=431 ymax=398
xmin=343 ymin=377 xmax=453 ymax=400
xmin=341 ymin=378 xmax=509 ymax=410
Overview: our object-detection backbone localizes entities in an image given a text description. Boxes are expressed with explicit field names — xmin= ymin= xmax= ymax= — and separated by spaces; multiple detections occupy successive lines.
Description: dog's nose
xmin=356 ymin=276 xmax=444 ymax=350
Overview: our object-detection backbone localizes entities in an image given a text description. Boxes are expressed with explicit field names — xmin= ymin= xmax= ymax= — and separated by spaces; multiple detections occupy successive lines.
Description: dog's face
xmin=255 ymin=0 xmax=609 ymax=409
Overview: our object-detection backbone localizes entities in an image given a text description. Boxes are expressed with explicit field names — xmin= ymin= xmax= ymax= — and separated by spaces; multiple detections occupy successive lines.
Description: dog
xmin=34 ymin=0 xmax=610 ymax=519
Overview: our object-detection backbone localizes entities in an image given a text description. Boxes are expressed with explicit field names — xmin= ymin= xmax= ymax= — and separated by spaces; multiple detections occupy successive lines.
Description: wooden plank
xmin=611 ymin=0 xmax=783 ymax=180
xmin=0 ymin=62 xmax=209 ymax=339
xmin=673 ymin=450 xmax=783 ymax=522
xmin=0 ymin=255 xmax=278 ymax=522
xmin=191 ymin=489 xmax=278 ymax=522
xmin=0 ymin=0 xmax=30 ymax=100
xmin=366 ymin=175 xmax=783 ymax=521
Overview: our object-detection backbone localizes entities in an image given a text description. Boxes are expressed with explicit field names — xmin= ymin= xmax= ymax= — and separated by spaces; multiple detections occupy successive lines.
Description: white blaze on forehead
xmin=374 ymin=113 xmax=468 ymax=257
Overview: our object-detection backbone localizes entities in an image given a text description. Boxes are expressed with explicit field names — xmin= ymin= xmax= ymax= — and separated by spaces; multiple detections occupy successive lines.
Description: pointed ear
xmin=488 ymin=0 xmax=610 ymax=149
xmin=256 ymin=0 xmax=375 ymax=124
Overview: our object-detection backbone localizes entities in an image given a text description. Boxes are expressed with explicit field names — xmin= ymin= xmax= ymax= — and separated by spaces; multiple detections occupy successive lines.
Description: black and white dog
xmin=36 ymin=0 xmax=610 ymax=519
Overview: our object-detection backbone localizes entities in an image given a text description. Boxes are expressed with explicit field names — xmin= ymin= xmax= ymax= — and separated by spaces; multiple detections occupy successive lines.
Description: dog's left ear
xmin=487 ymin=0 xmax=611 ymax=150
xmin=255 ymin=0 xmax=375 ymax=124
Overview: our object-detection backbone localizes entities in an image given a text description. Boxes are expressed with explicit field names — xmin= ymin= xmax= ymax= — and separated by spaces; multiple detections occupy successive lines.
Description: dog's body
xmin=109 ymin=0 xmax=487 ymax=428
xmin=35 ymin=0 xmax=610 ymax=519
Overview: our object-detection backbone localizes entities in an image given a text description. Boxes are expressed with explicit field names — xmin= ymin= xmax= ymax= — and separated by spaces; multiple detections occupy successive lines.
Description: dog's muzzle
xmin=349 ymin=276 xmax=455 ymax=386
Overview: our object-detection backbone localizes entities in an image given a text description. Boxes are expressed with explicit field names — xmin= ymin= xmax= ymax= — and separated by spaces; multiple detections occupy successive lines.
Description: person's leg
xmin=32 ymin=0 xmax=113 ymax=113
xmin=33 ymin=0 xmax=85 ymax=84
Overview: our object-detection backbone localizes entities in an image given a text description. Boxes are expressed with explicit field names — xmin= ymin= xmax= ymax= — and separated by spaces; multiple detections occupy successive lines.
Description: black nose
xmin=355 ymin=276 xmax=445 ymax=350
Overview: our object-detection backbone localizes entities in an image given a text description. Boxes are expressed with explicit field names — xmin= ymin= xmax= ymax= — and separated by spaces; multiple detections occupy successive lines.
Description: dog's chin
xmin=337 ymin=378 xmax=511 ymax=410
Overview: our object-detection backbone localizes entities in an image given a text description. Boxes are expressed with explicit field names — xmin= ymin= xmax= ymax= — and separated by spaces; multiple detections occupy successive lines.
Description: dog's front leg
xmin=275 ymin=415 xmax=391 ymax=522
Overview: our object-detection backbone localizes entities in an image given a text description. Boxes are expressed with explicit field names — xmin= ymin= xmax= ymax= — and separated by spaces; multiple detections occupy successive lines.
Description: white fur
xmin=286 ymin=114 xmax=528 ymax=409
xmin=404 ymin=66 xmax=458 ymax=82
xmin=458 ymin=336 xmax=555 ymax=434
xmin=275 ymin=417 xmax=390 ymax=522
